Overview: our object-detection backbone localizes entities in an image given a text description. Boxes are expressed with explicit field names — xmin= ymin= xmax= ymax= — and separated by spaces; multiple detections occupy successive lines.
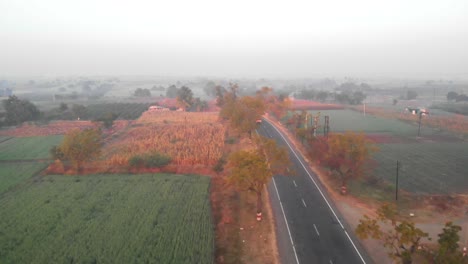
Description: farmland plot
xmin=0 ymin=174 xmax=214 ymax=264
xmin=0 ymin=136 xmax=63 ymax=160
xmin=0 ymin=162 xmax=47 ymax=194
xmin=373 ymin=142 xmax=468 ymax=194
xmin=105 ymin=112 xmax=225 ymax=166
xmin=86 ymin=102 xmax=152 ymax=120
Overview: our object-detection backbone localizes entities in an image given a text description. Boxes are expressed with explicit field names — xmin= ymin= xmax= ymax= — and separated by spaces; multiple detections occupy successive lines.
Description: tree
xmin=309 ymin=132 xmax=377 ymax=194
xmin=356 ymin=203 xmax=429 ymax=264
xmin=227 ymin=135 xmax=290 ymax=218
xmin=71 ymin=104 xmax=87 ymax=120
xmin=166 ymin=85 xmax=179 ymax=98
xmin=58 ymin=128 xmax=102 ymax=172
xmin=316 ymin=91 xmax=329 ymax=102
xmin=2 ymin=95 xmax=40 ymax=125
xmin=134 ymin=88 xmax=151 ymax=97
xmin=228 ymin=96 xmax=265 ymax=137
xmin=434 ymin=222 xmax=465 ymax=263
xmin=96 ymin=112 xmax=118 ymax=129
xmin=176 ymin=86 xmax=194 ymax=110
xmin=203 ymin=80 xmax=216 ymax=97
xmin=215 ymin=85 xmax=227 ymax=107
xmin=351 ymin=91 xmax=366 ymax=105
xmin=59 ymin=103 xmax=68 ymax=112
xmin=447 ymin=91 xmax=459 ymax=101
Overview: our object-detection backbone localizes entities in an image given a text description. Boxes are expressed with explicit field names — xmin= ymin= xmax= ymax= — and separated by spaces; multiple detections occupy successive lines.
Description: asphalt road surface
xmin=256 ymin=119 xmax=372 ymax=264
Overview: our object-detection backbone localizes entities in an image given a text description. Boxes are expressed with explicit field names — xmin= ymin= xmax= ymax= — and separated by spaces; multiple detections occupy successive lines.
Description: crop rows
xmin=137 ymin=111 xmax=220 ymax=124
xmin=0 ymin=162 xmax=47 ymax=194
xmin=373 ymin=142 xmax=468 ymax=194
xmin=104 ymin=111 xmax=225 ymax=167
xmin=0 ymin=174 xmax=214 ymax=264
xmin=106 ymin=122 xmax=225 ymax=166
xmin=0 ymin=136 xmax=63 ymax=160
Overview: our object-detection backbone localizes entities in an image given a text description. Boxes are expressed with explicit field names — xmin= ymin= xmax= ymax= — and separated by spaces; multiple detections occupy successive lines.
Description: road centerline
xmin=264 ymin=119 xmax=367 ymax=264
xmin=313 ymin=224 xmax=320 ymax=236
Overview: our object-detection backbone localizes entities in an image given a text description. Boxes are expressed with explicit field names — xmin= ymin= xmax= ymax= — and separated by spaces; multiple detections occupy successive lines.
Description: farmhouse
xmin=148 ymin=105 xmax=169 ymax=111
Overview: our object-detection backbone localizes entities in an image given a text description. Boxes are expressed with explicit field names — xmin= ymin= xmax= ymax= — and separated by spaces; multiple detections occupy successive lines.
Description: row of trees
xmin=218 ymin=84 xmax=292 ymax=217
xmin=447 ymin=91 xmax=468 ymax=102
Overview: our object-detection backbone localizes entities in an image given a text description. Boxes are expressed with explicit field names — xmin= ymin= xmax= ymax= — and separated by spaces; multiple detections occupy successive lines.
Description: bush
xmin=213 ymin=157 xmax=226 ymax=174
xmin=129 ymin=152 xmax=171 ymax=169
xmin=144 ymin=152 xmax=172 ymax=168
xmin=128 ymin=155 xmax=144 ymax=168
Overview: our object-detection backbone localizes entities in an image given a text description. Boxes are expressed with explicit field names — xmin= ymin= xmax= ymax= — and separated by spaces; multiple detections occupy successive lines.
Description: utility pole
xmin=418 ymin=112 xmax=422 ymax=137
xmin=396 ymin=160 xmax=400 ymax=201
xmin=324 ymin=116 xmax=330 ymax=138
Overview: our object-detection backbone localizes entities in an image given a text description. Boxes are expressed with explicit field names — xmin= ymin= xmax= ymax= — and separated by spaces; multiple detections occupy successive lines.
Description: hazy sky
xmin=1 ymin=0 xmax=467 ymax=78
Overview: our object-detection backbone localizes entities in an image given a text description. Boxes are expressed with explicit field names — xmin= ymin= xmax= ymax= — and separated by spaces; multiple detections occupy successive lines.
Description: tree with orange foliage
xmin=309 ymin=132 xmax=378 ymax=194
xmin=227 ymin=135 xmax=290 ymax=219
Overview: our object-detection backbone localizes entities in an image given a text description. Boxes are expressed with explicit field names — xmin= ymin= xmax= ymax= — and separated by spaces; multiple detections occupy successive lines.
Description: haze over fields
xmin=1 ymin=0 xmax=467 ymax=79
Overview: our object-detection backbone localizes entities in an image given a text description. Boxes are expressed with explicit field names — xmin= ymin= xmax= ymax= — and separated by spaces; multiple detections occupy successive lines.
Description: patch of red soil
xmin=290 ymin=99 xmax=344 ymax=110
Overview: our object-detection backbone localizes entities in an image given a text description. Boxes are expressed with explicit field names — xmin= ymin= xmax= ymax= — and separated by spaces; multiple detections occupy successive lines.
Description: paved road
xmin=256 ymin=119 xmax=372 ymax=264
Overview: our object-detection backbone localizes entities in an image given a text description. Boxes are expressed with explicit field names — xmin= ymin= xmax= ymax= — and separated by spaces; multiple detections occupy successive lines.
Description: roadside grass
xmin=0 ymin=136 xmax=63 ymax=160
xmin=0 ymin=174 xmax=214 ymax=264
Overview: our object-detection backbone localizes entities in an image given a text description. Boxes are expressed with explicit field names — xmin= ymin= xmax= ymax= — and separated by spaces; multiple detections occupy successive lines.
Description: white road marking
xmin=329 ymin=260 xmax=334 ymax=264
xmin=265 ymin=119 xmax=367 ymax=264
xmin=293 ymin=180 xmax=297 ymax=187
xmin=273 ymin=178 xmax=300 ymax=264
xmin=313 ymin=224 xmax=320 ymax=236
xmin=301 ymin=198 xmax=307 ymax=208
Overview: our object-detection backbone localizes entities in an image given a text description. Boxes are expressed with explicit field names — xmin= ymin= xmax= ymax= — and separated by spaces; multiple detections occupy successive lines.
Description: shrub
xmin=144 ymin=152 xmax=172 ymax=168
xmin=128 ymin=152 xmax=171 ymax=169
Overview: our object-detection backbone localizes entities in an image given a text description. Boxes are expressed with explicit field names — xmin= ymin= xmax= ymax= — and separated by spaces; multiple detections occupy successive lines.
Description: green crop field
xmin=373 ymin=142 xmax=468 ymax=194
xmin=0 ymin=174 xmax=214 ymax=264
xmin=286 ymin=109 xmax=450 ymax=137
xmin=86 ymin=103 xmax=152 ymax=120
xmin=0 ymin=162 xmax=47 ymax=194
xmin=0 ymin=135 xmax=63 ymax=160
xmin=319 ymin=110 xmax=416 ymax=135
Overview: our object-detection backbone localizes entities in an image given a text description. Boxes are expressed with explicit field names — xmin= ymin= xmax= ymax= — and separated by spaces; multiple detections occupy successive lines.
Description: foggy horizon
xmin=1 ymin=0 xmax=467 ymax=79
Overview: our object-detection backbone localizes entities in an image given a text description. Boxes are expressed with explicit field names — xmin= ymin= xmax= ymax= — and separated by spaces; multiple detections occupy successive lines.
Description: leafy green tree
xmin=2 ymin=95 xmax=40 ymax=125
xmin=176 ymin=86 xmax=194 ymax=110
xmin=59 ymin=103 xmax=68 ymax=112
xmin=434 ymin=222 xmax=466 ymax=263
xmin=227 ymin=135 xmax=290 ymax=216
xmin=203 ymin=80 xmax=216 ymax=97
xmin=215 ymin=85 xmax=227 ymax=107
xmin=447 ymin=91 xmax=459 ymax=101
xmin=166 ymin=85 xmax=179 ymax=98
xmin=71 ymin=104 xmax=87 ymax=120
xmin=356 ymin=204 xmax=429 ymax=264
xmin=351 ymin=91 xmax=366 ymax=104
xmin=134 ymin=88 xmax=151 ymax=97
xmin=58 ymin=128 xmax=102 ymax=172
xmin=96 ymin=112 xmax=118 ymax=129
